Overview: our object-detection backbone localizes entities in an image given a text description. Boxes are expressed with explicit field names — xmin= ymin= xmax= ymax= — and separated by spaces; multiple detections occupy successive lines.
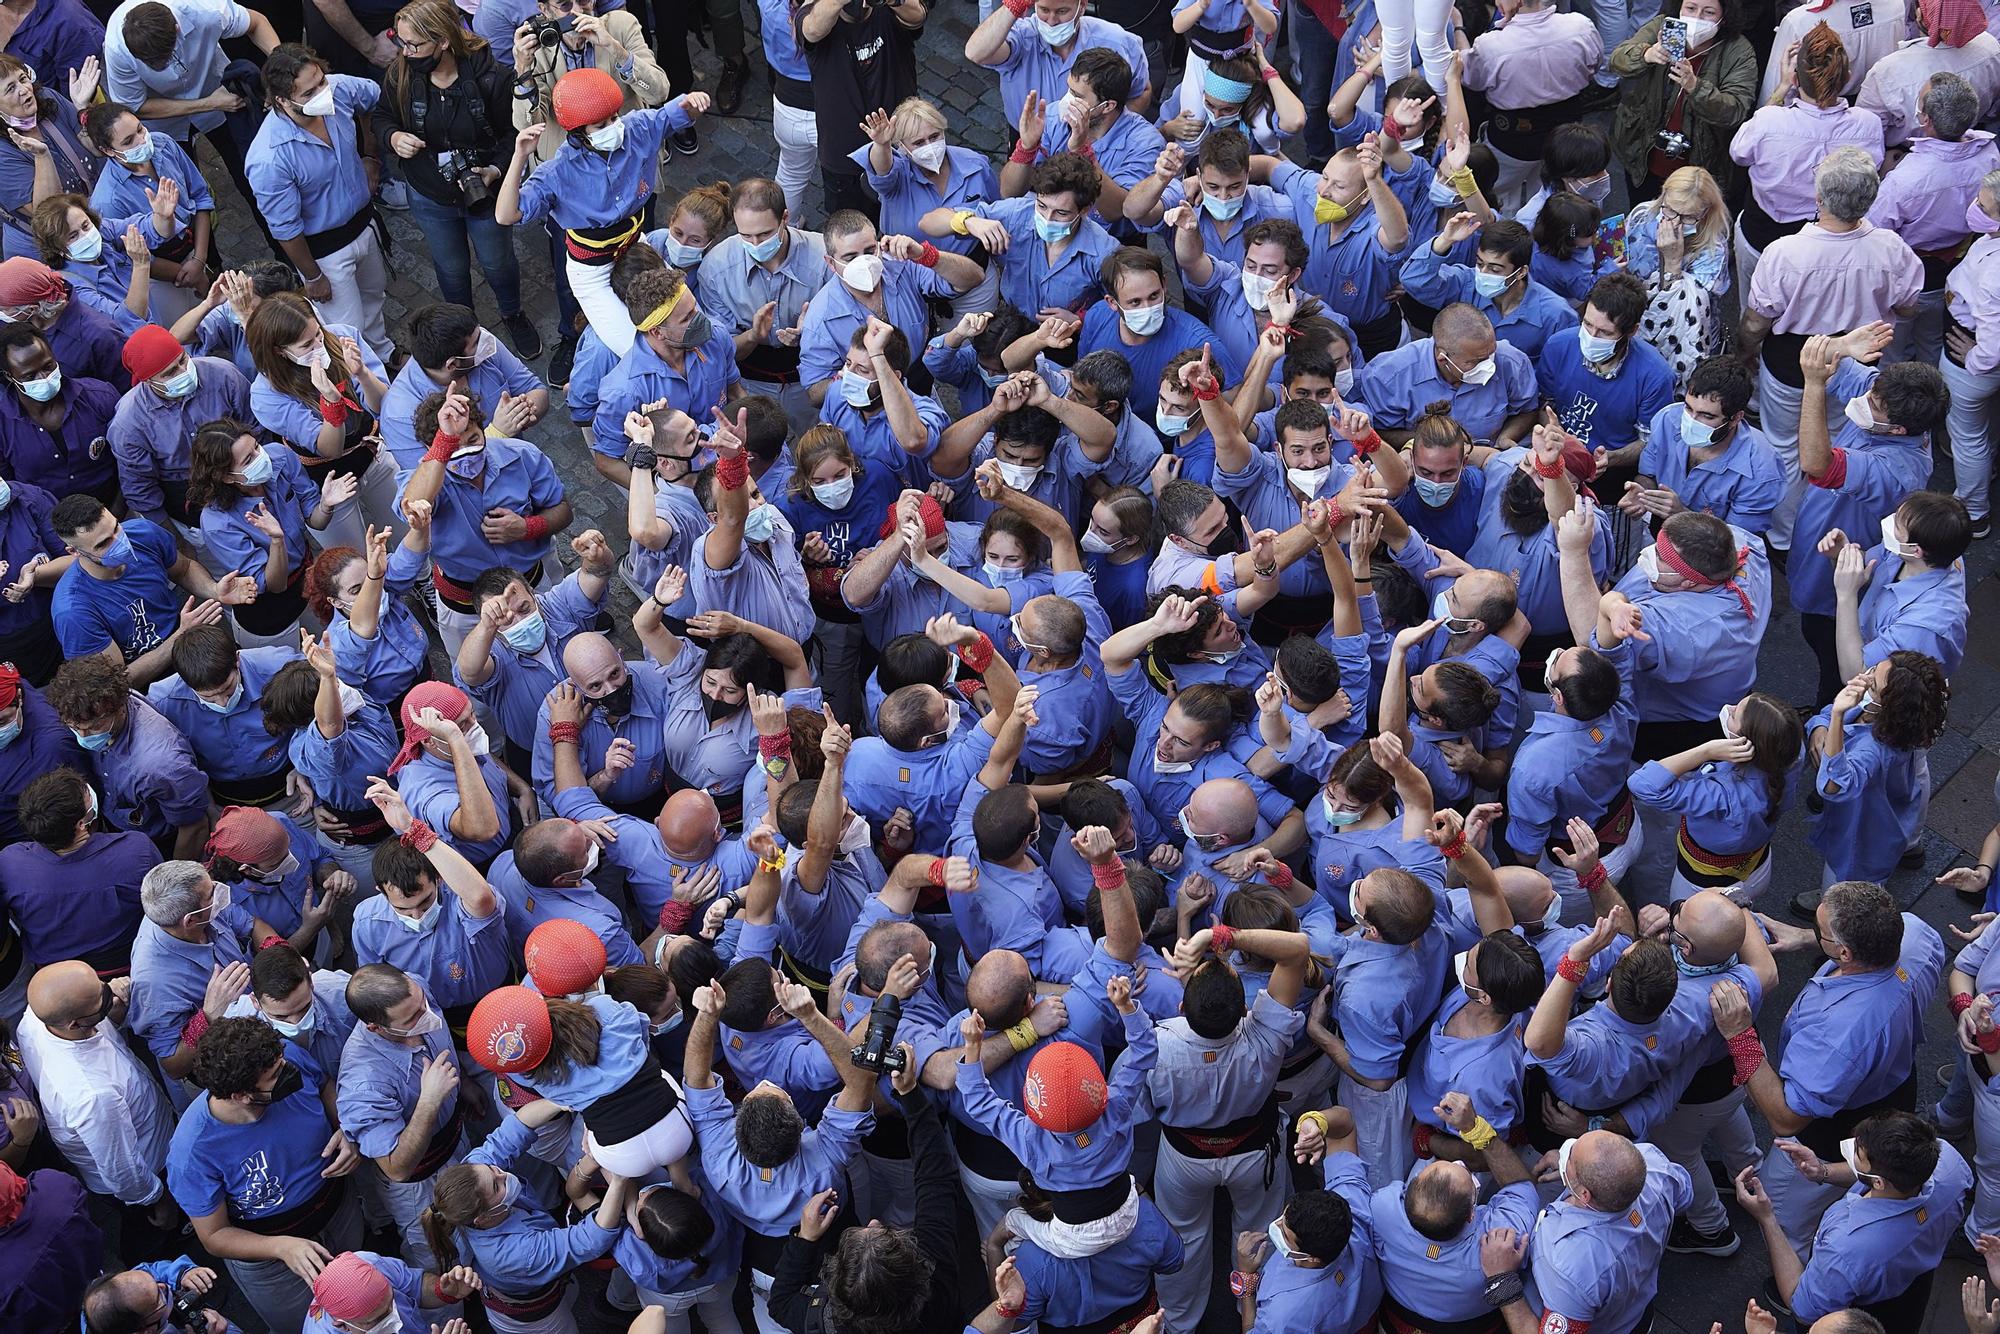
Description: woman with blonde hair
xmin=372 ymin=0 xmax=539 ymax=356
xmin=655 ymin=181 xmax=731 ymax=277
xmin=29 ymin=185 xmax=178 ymax=333
xmin=856 ymin=95 xmax=1000 ymax=312
xmin=420 ymin=1098 xmax=633 ymax=1334
xmin=1729 ymin=22 xmax=1883 ymax=294
xmin=1624 ymin=165 xmax=1735 ymax=385
xmin=246 ymin=290 xmax=401 ymax=551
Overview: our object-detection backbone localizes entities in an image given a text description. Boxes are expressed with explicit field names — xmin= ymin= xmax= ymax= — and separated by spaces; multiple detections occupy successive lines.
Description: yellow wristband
xmin=1448 ymin=166 xmax=1479 ymax=200
xmin=1462 ymin=1116 xmax=1498 ymax=1151
xmin=758 ymin=855 xmax=785 ymax=874
xmin=950 ymin=209 xmax=974 ymax=236
xmin=1297 ymin=1109 xmax=1330 ymax=1139
xmin=1006 ymin=1018 xmax=1039 ymax=1052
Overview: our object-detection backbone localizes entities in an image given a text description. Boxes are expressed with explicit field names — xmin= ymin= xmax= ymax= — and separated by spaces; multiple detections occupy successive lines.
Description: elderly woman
xmin=0 ymin=54 xmax=99 ymax=262
xmin=855 ymin=96 xmax=1000 ymax=314
xmin=1730 ymin=23 xmax=1883 ymax=297
xmin=1622 ymin=165 xmax=1732 ymax=387
xmin=1608 ymin=0 xmax=1757 ymax=203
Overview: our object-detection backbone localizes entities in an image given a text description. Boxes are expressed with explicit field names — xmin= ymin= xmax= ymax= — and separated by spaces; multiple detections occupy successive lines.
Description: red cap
xmin=525 ymin=918 xmax=607 ymax=997
xmin=122 ymin=323 xmax=183 ymax=382
xmin=386 ymin=681 xmax=474 ymax=775
xmin=553 ymin=68 xmax=624 ymax=130
xmin=878 ymin=494 xmax=946 ymax=541
xmin=467 ymin=985 xmax=553 ymax=1075
xmin=0 ymin=663 xmax=20 ymax=711
xmin=1021 ymin=1040 xmax=1109 ymax=1134
xmin=205 ymin=806 xmax=290 ymax=871
xmin=311 ymin=1253 xmax=392 ymax=1323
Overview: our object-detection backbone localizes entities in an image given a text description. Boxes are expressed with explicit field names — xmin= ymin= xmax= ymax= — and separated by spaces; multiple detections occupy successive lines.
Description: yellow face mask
xmin=1314 ymin=193 xmax=1353 ymax=226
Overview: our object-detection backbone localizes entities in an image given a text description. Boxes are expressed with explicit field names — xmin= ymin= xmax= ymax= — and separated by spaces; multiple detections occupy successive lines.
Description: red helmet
xmin=1021 ymin=1040 xmax=1108 ymax=1134
xmin=467 ymin=985 xmax=552 ymax=1075
xmin=525 ymin=918 xmax=607 ymax=997
xmin=553 ymin=68 xmax=623 ymax=131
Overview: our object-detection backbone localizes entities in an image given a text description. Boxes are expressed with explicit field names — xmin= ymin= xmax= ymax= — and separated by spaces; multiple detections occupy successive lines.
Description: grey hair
xmin=140 ymin=860 xmax=211 ymax=926
xmin=1922 ymin=72 xmax=1978 ymax=140
xmin=1982 ymin=167 xmax=2000 ymax=200
xmin=1814 ymin=146 xmax=1881 ymax=222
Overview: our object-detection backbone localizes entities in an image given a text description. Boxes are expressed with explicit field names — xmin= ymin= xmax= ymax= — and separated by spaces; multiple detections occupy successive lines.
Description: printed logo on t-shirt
xmin=237 ymin=1149 xmax=286 ymax=1215
xmin=1852 ymin=2 xmax=1873 ymax=25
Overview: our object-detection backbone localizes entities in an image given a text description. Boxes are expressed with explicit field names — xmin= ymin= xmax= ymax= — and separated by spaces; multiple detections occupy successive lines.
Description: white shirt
xmin=102 ymin=0 xmax=254 ymax=139
xmin=18 ymin=1010 xmax=174 ymax=1204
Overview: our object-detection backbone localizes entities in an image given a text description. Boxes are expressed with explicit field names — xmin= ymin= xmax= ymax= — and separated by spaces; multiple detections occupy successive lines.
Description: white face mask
xmin=587 ymin=119 xmax=626 ymax=153
xmin=1153 ymin=753 xmax=1195 ymax=774
xmin=463 ymin=723 xmax=491 ymax=756
xmin=1455 ymin=355 xmax=1497 ymax=385
xmin=1718 ymin=701 xmax=1738 ymax=738
xmin=841 ymin=252 xmax=884 ymax=292
xmin=812 ymin=474 xmax=856 ymax=509
xmin=1241 ymin=270 xmax=1279 ymax=311
xmin=838 ymin=812 xmax=873 ymax=855
xmin=908 ymin=139 xmax=948 ymax=172
xmin=296 ymin=86 xmax=336 ymax=118
xmin=1081 ymin=529 xmax=1116 ymax=554
xmin=996 ymin=459 xmax=1041 ymax=490
xmin=1682 ymin=16 xmax=1719 ymax=46
xmin=1334 ymin=367 xmax=1355 ymax=395
xmin=1880 ymin=513 xmax=1916 ymax=558
xmin=1635 ymin=546 xmax=1663 ymax=587
xmin=1843 ymin=395 xmax=1883 ymax=434
xmin=337 ymin=682 xmax=367 ymax=717
xmin=1286 ymin=464 xmax=1332 ymax=496
xmin=1120 ymin=302 xmax=1166 ymax=337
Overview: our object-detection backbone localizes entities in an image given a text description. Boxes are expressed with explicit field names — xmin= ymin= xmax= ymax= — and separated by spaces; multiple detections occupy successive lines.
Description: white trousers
xmin=748 ymin=1267 xmax=788 ymax=1334
xmin=1757 ymin=366 xmax=1807 ymax=550
xmin=772 ymin=97 xmax=820 ymax=221
xmin=1377 ymin=0 xmax=1455 ymax=89
xmin=567 ymin=256 xmax=636 ymax=361
xmin=640 ymin=1279 xmax=744 ymax=1334
xmin=1338 ymin=1074 xmax=1412 ymax=1190
xmin=586 ymin=1099 xmax=694 ymax=1178
xmin=1154 ymin=1137 xmax=1291 ymax=1332
xmin=1967 ymin=1062 xmax=2000 ymax=1244
xmin=1667 ymin=854 xmax=1773 ymax=906
xmin=1540 ymin=821 xmax=1646 ymax=927
xmin=1944 ymin=353 xmax=2000 ymax=522
xmin=311 ymin=227 xmax=393 ymax=362
xmin=1650 ymin=1087 xmax=1758 ymax=1232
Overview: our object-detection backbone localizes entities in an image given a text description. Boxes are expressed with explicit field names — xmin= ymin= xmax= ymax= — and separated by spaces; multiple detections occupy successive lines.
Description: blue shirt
xmin=1627 ymin=756 xmax=1794 ymax=862
xmin=1400 ymin=244 xmax=1579 ymax=360
xmin=529 ymin=658 xmax=676 ymax=809
xmin=488 ymin=852 xmax=642 ymax=968
xmin=335 ymin=991 xmax=460 ymax=1159
xmin=985 ymin=16 xmax=1153 ymax=124
xmin=1392 ymin=463 xmax=1487 ymax=557
xmin=755 ymin=0 xmax=809 ymax=79
xmin=956 ymin=1006 xmax=1156 ymax=1190
xmin=1637 ymin=409 xmax=1785 ymax=534
xmin=776 ymin=462 xmax=902 ymax=572
xmin=1152 ymin=180 xmax=1293 ymax=276
xmin=1248 ymin=1154 xmax=1382 ymax=1334
xmin=591 ymin=326 xmax=741 ymax=461
xmin=1269 ymin=160 xmax=1402 ymax=323
xmin=946 ymin=774 xmax=1095 ymax=981
xmin=0 ymin=480 xmax=63 ymax=640
xmin=612 ymin=1181 xmax=742 ymax=1297
xmin=351 ymin=871 xmax=512 ymax=1009
xmin=221 ymin=812 xmax=322 ymax=939
xmin=409 ymin=434 xmax=566 ymax=580
xmin=1775 ymin=912 xmax=1943 ymax=1118
xmin=196 ymin=445 xmax=321 ymax=592
xmin=1372 ymin=1179 xmax=1539 ymax=1324
xmin=145 ymin=645 xmax=296 ymax=783
xmin=686 ymin=1079 xmax=871 ymax=1239
xmin=1213 ymin=450 xmax=1350 ymax=598
xmin=1404 ymin=989 xmax=1527 ymax=1135
xmin=1528 ymin=1144 xmax=1690 ymax=1334
xmin=1106 ymin=662 xmax=1291 ymax=833
xmin=1612 ymin=536 xmax=1771 ymax=722
xmin=1808 ymin=705 xmax=1929 ymax=883
xmin=1189 ymin=258 xmax=1364 ymax=379
xmin=1358 ymin=338 xmax=1539 ymax=441
xmin=842 ymin=718 xmax=995 ymax=855
xmin=89 ymin=135 xmax=213 ymax=241
xmin=1857 ymin=548 xmax=1967 ymax=676
xmin=1467 ymin=451 xmax=1614 ymax=634
xmin=191 ymin=303 xmax=254 ymax=380
xmin=379 ymin=350 xmax=544 ymax=471
xmin=977 ymin=196 xmax=1117 ymax=316
xmin=166 ymin=1041 xmax=334 ymax=1221
xmin=1791 ymin=1141 xmax=1972 ymax=1323
xmin=243 ymin=76 xmax=380 ymax=240
xmin=109 ymin=359 xmax=252 ymax=525
xmin=1334 ymin=928 xmax=1451 ymax=1081
xmin=1012 ymin=1194 xmax=1184 ymax=1328
xmin=129 ymin=904 xmax=256 ymax=1060
xmin=249 ymin=322 xmax=385 ymax=453
xmin=1079 ymin=301 xmax=1242 ymax=425
xmin=1505 ymin=634 xmax=1639 ymax=860
xmin=855 ymin=143 xmax=997 ymax=259
xmin=0 ymin=371 xmax=119 ymax=497
xmin=1786 ymin=361 xmax=1934 ymax=617
xmin=515 ymin=103 xmax=691 ymax=230
xmin=323 ymin=558 xmax=432 ymax=708
xmin=0 ymin=684 xmax=84 ymax=845
xmin=288 ymin=704 xmax=400 ymax=815
xmin=96 ymin=694 xmax=208 ymax=842
xmin=50 ymin=517 xmax=180 ymax=659
xmin=0 ymin=829 xmax=154 ymax=965
xmin=797 ymin=257 xmax=957 ymax=390
xmin=550 ymin=783 xmax=758 ymax=926
xmin=459 ymin=572 xmax=605 ymax=744
xmin=816 ymin=388 xmax=951 ymax=487
xmin=1538 ymin=334 xmax=1678 ymax=450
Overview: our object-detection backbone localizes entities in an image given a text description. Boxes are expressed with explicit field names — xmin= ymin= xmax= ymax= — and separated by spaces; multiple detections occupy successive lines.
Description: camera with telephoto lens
xmin=1654 ymin=128 xmax=1690 ymax=159
xmin=169 ymin=1286 xmax=213 ymax=1332
xmin=849 ymin=993 xmax=907 ymax=1074
xmin=528 ymin=13 xmax=576 ymax=47
xmin=437 ymin=148 xmax=493 ymax=209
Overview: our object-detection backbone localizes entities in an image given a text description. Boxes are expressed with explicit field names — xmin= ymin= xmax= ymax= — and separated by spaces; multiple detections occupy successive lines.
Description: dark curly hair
xmin=820 ymin=1225 xmax=940 ymax=1334
xmin=191 ymin=1016 xmax=285 ymax=1098
xmin=1871 ymin=649 xmax=1949 ymax=750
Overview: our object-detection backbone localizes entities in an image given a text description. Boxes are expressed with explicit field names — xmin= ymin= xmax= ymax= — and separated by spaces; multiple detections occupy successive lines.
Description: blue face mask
xmin=66 ymin=231 xmax=102 ymax=264
xmin=1672 ymin=941 xmax=1733 ymax=977
xmin=96 ymin=532 xmax=135 ymax=570
xmin=1472 ymin=269 xmax=1512 ymax=300
xmin=1321 ymin=793 xmax=1362 ymax=827
xmin=199 ymin=679 xmax=244 ymax=713
xmin=745 ymin=230 xmax=785 ymax=263
xmin=1202 ymin=191 xmax=1244 ymax=220
xmin=155 ymin=364 xmax=199 ymax=399
xmin=237 ymin=449 xmax=274 ymax=486
xmin=839 ymin=368 xmax=878 ymax=408
xmin=984 ymin=561 xmax=1025 ymax=584
xmin=446 ymin=448 xmax=485 ymax=480
xmin=664 ymin=236 xmax=706 ymax=268
xmin=270 ymin=1008 xmax=316 ymax=1038
xmin=1032 ymin=210 xmax=1073 ymax=243
xmin=15 ymin=368 xmax=60 ymax=402
xmin=1679 ymin=409 xmax=1717 ymax=447
xmin=0 ymin=715 xmax=20 ymax=749
xmin=978 ymin=366 xmax=1010 ymax=388
xmin=500 ymin=610 xmax=548 ymax=654
xmin=0 ymin=477 xmax=12 ymax=511
xmin=1157 ymin=408 xmax=1192 ymax=437
xmin=742 ymin=504 xmax=780 ymax=544
xmin=1578 ymin=329 xmax=1621 ymax=363
xmin=73 ymin=726 xmax=113 ymax=751
xmin=119 ymin=133 xmax=155 ymax=166
xmin=1413 ymin=475 xmax=1458 ymax=507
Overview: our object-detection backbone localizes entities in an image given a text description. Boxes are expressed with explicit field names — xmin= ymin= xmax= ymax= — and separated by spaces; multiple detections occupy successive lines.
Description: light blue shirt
xmin=243 ymin=75 xmax=379 ymax=240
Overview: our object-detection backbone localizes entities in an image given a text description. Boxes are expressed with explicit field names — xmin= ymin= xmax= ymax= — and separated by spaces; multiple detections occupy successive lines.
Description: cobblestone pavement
xmin=180 ymin=7 xmax=2000 ymax=1331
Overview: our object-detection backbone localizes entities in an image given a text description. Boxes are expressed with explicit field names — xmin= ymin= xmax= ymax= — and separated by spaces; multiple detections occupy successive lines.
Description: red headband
xmin=1655 ymin=528 xmax=1754 ymax=619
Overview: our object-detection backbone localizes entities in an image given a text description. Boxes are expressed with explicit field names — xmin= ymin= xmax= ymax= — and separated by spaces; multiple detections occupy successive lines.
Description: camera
xmin=1655 ymin=128 xmax=1690 ymax=159
xmin=168 ymin=1287 xmax=213 ymax=1332
xmin=437 ymin=148 xmax=493 ymax=210
xmin=849 ymin=993 xmax=908 ymax=1074
xmin=528 ymin=13 xmax=576 ymax=47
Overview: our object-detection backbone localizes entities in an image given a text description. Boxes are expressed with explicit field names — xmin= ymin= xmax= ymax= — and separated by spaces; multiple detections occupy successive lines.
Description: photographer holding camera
xmin=83 ymin=1257 xmax=239 ymax=1334
xmin=1606 ymin=0 xmax=1756 ymax=204
xmin=510 ymin=0 xmax=668 ymax=382
xmin=371 ymin=0 xmax=542 ymax=358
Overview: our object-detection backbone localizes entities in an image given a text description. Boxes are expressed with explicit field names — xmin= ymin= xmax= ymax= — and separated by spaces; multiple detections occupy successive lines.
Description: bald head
xmin=562 ymin=632 xmax=625 ymax=695
xmin=1189 ymin=778 xmax=1259 ymax=847
xmin=1405 ymin=1160 xmax=1476 ymax=1241
xmin=1808 ymin=1315 xmax=1885 ymax=1334
xmin=1677 ymin=891 xmax=1748 ymax=965
xmin=1569 ymin=1130 xmax=1647 ymax=1213
xmin=1434 ymin=303 xmax=1497 ymax=363
xmin=658 ymin=789 xmax=723 ymax=860
xmin=965 ymin=950 xmax=1033 ymax=1030
xmin=27 ymin=960 xmax=106 ymax=1026
xmin=84 ymin=1271 xmax=164 ymax=1334
xmin=1495 ymin=866 xmax=1556 ymax=929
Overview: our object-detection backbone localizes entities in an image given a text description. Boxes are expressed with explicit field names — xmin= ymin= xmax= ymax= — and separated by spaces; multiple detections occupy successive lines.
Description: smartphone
xmin=1660 ymin=17 xmax=1689 ymax=61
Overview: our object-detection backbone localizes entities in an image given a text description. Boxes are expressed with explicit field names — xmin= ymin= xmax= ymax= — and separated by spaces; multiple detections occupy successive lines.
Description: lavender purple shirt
xmin=1869 ymin=132 xmax=2000 ymax=254
xmin=1745 ymin=221 xmax=1923 ymax=333
xmin=1731 ymin=101 xmax=1885 ymax=223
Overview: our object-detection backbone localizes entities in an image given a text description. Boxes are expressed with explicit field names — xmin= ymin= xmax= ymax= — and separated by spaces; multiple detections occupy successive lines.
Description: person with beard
xmin=524 ymin=630 xmax=674 ymax=819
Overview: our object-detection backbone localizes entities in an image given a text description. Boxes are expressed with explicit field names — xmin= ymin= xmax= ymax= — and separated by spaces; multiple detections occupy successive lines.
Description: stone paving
xmin=175 ymin=5 xmax=2000 ymax=1331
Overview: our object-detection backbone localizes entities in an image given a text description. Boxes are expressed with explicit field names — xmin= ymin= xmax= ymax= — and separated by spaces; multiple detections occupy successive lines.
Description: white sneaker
xmin=379 ymin=178 xmax=410 ymax=210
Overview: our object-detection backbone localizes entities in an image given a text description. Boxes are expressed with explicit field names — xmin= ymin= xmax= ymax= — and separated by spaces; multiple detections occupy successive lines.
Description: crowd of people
xmin=0 ymin=0 xmax=1995 ymax=1331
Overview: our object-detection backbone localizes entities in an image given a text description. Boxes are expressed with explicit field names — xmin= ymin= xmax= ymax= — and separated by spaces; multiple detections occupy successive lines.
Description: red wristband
xmin=1324 ymin=499 xmax=1345 ymax=530
xmin=1090 ymin=858 xmax=1127 ymax=890
xmin=927 ymin=856 xmax=948 ymax=888
xmin=402 ymin=819 xmax=440 ymax=854
xmin=1412 ymin=1120 xmax=1435 ymax=1158
xmin=1952 ymin=992 xmax=1976 ymax=1017
xmin=1078 ymin=143 xmax=1096 ymax=163
xmin=956 ymin=633 xmax=996 ymax=674
xmin=1267 ymin=323 xmax=1294 ymax=340
xmin=1260 ymin=65 xmax=1280 ymax=81
xmin=181 ymin=1009 xmax=210 ymax=1048
xmin=1577 ymin=863 xmax=1608 ymax=893
xmin=995 ymin=1303 xmax=1025 ymax=1321
xmin=659 ymin=898 xmax=695 ymax=934
xmin=758 ymin=732 xmax=793 ymax=761
xmin=321 ymin=394 xmax=351 ymax=427
xmin=548 ymin=720 xmax=582 ymax=747
xmin=1556 ymin=955 xmax=1588 ymax=985
xmin=1351 ymin=429 xmax=1383 ymax=457
xmin=1438 ymin=832 xmax=1467 ymax=861
xmin=1266 ymin=861 xmax=1294 ymax=889
xmin=1532 ymin=452 xmax=1565 ymax=480
xmin=716 ymin=451 xmax=749 ymax=490
xmin=432 ymin=1277 xmax=449 ymax=1306
xmin=1727 ymin=1028 xmax=1764 ymax=1086
xmin=1210 ymin=923 xmax=1236 ymax=954
xmin=915 ymin=241 xmax=939 ymax=268
xmin=522 ymin=514 xmax=550 ymax=542
xmin=1190 ymin=381 xmax=1221 ymax=402
xmin=259 ymin=934 xmax=286 ymax=951
xmin=1009 ymin=143 xmax=1038 ymax=165
xmin=423 ymin=428 xmax=456 ymax=463
xmin=1981 ymin=1028 xmax=2000 ymax=1056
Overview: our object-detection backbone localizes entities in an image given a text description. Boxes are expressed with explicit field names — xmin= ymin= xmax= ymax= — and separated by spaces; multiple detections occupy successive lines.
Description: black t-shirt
xmin=799 ymin=2 xmax=922 ymax=165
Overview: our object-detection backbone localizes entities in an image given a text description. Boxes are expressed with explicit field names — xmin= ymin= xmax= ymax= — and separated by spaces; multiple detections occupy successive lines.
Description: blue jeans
xmin=1291 ymin=2 xmax=1343 ymax=163
xmin=405 ymin=187 xmax=523 ymax=317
